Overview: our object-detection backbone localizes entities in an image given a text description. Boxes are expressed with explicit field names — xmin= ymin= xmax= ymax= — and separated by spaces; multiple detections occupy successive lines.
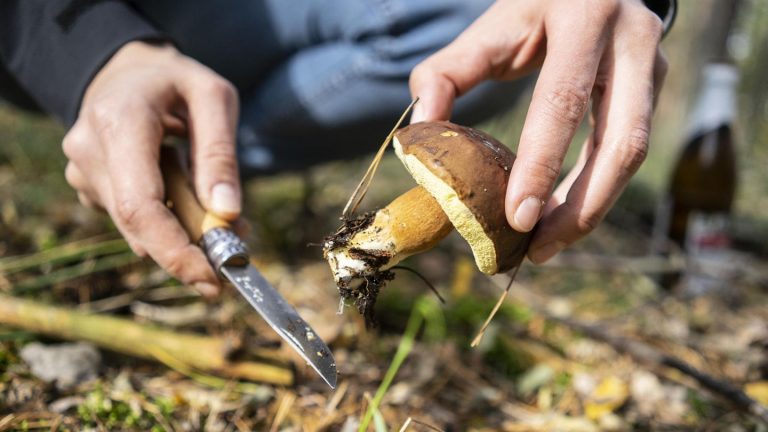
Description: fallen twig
xmin=488 ymin=274 xmax=768 ymax=424
xmin=0 ymin=293 xmax=293 ymax=386
xmin=543 ymin=251 xmax=685 ymax=275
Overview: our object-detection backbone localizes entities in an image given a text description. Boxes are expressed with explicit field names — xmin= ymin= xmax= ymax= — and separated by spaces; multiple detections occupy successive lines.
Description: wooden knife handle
xmin=160 ymin=145 xmax=230 ymax=243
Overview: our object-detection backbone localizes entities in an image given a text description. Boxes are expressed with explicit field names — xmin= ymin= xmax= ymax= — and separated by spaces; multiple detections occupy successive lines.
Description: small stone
xmin=340 ymin=417 xmax=360 ymax=432
xmin=20 ymin=342 xmax=101 ymax=390
xmin=630 ymin=370 xmax=664 ymax=416
xmin=49 ymin=396 xmax=85 ymax=413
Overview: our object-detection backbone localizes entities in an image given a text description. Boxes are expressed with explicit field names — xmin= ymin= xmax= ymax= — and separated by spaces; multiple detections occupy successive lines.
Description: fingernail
xmin=514 ymin=196 xmax=543 ymax=232
xmin=211 ymin=183 xmax=240 ymax=216
xmin=194 ymin=282 xmax=219 ymax=298
xmin=529 ymin=241 xmax=566 ymax=264
xmin=410 ymin=103 xmax=425 ymax=124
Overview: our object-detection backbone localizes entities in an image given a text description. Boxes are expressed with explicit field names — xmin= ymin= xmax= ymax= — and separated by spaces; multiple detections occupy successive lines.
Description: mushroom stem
xmin=323 ymin=186 xmax=453 ymax=286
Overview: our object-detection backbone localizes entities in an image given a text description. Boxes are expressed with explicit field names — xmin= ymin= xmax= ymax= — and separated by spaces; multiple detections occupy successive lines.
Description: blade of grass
xmin=372 ymin=408 xmax=387 ymax=432
xmin=358 ymin=299 xmax=426 ymax=432
xmin=0 ymin=236 xmax=128 ymax=275
xmin=11 ymin=251 xmax=140 ymax=294
xmin=0 ymin=329 xmax=35 ymax=342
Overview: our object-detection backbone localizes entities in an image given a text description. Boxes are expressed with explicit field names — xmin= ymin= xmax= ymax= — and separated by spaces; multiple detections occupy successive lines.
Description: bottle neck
xmin=686 ymin=64 xmax=738 ymax=139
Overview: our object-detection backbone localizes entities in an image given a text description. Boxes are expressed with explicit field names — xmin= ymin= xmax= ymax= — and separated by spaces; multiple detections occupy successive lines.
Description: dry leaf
xmin=583 ymin=376 xmax=629 ymax=420
xmin=744 ymin=381 xmax=768 ymax=407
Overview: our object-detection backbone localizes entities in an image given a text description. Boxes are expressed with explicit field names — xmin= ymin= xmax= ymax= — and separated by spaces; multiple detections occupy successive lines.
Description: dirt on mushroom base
xmin=323 ymin=211 xmax=395 ymax=326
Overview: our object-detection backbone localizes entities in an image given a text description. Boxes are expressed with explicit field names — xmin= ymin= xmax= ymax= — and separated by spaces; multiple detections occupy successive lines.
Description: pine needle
xmin=470 ymin=265 xmax=521 ymax=348
xmin=342 ymin=98 xmax=419 ymax=219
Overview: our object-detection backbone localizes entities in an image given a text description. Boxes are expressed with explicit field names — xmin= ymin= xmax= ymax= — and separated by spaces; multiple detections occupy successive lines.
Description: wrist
xmin=110 ymin=40 xmax=179 ymax=67
xmin=641 ymin=0 xmax=677 ymax=37
xmin=84 ymin=40 xmax=179 ymax=101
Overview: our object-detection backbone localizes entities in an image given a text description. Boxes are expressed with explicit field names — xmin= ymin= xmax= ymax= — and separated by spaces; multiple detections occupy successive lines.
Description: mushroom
xmin=323 ymin=121 xmax=532 ymax=320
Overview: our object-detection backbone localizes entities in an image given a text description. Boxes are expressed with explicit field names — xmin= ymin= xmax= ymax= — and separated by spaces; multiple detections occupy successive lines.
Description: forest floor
xmin=0 ymin=104 xmax=767 ymax=431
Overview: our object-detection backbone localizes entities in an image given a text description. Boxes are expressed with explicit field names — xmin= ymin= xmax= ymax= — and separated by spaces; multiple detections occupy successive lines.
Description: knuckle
xmin=541 ymin=81 xmax=590 ymax=128
xmin=203 ymin=77 xmax=238 ymax=103
xmin=199 ymin=141 xmax=238 ymax=171
xmin=620 ymin=126 xmax=650 ymax=174
xmin=628 ymin=6 xmax=664 ymax=40
xmin=88 ymin=99 xmax=121 ymax=126
xmin=160 ymin=244 xmax=198 ymax=280
xmin=411 ymin=62 xmax=432 ymax=81
xmin=563 ymin=201 xmax=602 ymax=235
xmin=575 ymin=209 xmax=602 ymax=234
xmin=575 ymin=0 xmax=620 ymax=25
xmin=64 ymin=163 xmax=79 ymax=187
xmin=162 ymin=250 xmax=187 ymax=278
xmin=62 ymin=127 xmax=88 ymax=160
xmin=88 ymin=97 xmax=147 ymax=131
xmin=524 ymin=155 xmax=562 ymax=189
xmin=113 ymin=197 xmax=145 ymax=230
xmin=592 ymin=0 xmax=620 ymax=20
xmin=641 ymin=11 xmax=664 ymax=37
xmin=410 ymin=60 xmax=443 ymax=89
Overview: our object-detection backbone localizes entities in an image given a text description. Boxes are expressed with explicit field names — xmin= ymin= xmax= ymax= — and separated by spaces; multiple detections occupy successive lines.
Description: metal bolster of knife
xmin=200 ymin=227 xmax=250 ymax=272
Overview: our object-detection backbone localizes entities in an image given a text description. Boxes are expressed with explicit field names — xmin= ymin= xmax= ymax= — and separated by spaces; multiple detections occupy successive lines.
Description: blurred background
xmin=1 ymin=1 xmax=767 ymax=430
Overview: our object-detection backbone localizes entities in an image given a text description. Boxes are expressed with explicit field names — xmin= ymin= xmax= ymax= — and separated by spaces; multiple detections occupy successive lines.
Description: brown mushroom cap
xmin=393 ymin=121 xmax=531 ymax=274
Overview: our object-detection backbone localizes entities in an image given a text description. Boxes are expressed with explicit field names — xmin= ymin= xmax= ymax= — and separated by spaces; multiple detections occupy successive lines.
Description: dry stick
xmin=543 ymin=251 xmax=686 ymax=275
xmin=0 ymin=293 xmax=293 ymax=386
xmin=415 ymin=420 xmax=445 ymax=432
xmin=269 ymin=392 xmax=297 ymax=432
xmin=398 ymin=418 xmax=413 ymax=432
xmin=404 ymin=419 xmax=444 ymax=432
xmin=342 ymin=98 xmax=419 ymax=219
xmin=487 ymin=275 xmax=768 ymax=424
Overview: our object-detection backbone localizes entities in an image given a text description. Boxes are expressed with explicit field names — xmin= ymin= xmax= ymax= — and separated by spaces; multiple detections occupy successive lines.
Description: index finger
xmin=102 ymin=111 xmax=220 ymax=297
xmin=505 ymin=12 xmax=608 ymax=233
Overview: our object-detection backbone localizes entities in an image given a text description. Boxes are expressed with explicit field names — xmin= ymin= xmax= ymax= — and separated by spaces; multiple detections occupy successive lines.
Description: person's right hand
xmin=62 ymin=41 xmax=241 ymax=298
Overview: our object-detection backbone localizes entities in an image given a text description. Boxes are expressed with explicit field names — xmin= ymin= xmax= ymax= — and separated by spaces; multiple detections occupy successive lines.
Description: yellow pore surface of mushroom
xmin=394 ymin=138 xmax=497 ymax=274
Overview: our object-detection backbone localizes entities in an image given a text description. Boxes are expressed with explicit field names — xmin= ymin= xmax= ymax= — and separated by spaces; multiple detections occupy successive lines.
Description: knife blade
xmin=161 ymin=146 xmax=337 ymax=389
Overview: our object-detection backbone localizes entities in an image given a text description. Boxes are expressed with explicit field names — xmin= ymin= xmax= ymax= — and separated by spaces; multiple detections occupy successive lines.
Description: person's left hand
xmin=410 ymin=0 xmax=667 ymax=264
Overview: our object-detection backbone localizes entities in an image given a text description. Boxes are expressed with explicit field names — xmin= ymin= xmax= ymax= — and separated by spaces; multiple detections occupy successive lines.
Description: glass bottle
xmin=653 ymin=63 xmax=739 ymax=293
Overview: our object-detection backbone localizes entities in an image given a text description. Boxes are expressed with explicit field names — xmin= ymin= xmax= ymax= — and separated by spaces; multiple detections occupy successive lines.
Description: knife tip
xmin=321 ymin=367 xmax=337 ymax=389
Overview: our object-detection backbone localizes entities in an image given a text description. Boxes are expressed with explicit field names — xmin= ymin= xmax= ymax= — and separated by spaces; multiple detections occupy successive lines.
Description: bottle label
xmin=686 ymin=212 xmax=731 ymax=252
xmin=683 ymin=212 xmax=736 ymax=296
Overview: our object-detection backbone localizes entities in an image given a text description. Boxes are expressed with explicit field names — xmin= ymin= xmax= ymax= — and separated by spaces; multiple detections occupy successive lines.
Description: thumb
xmin=409 ymin=37 xmax=493 ymax=124
xmin=183 ymin=74 xmax=242 ymax=220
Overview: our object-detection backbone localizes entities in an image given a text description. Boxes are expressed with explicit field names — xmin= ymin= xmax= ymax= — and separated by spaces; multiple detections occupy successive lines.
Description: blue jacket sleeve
xmin=0 ymin=0 xmax=165 ymax=125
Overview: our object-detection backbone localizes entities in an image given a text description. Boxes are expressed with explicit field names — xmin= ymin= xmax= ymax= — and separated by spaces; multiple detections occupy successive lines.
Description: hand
xmin=410 ymin=0 xmax=667 ymax=264
xmin=62 ymin=41 xmax=241 ymax=297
